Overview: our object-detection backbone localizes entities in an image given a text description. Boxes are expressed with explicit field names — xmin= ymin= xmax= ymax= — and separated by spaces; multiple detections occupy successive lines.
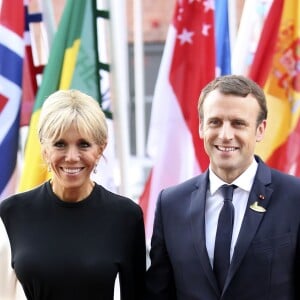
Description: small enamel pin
xmin=250 ymin=201 xmax=266 ymax=213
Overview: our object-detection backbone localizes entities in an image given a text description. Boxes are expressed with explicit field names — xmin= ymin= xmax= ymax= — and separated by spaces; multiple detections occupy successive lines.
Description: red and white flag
xmin=139 ymin=0 xmax=216 ymax=240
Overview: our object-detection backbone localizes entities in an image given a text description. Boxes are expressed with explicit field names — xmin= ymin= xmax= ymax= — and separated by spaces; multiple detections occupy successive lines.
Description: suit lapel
xmin=224 ymin=158 xmax=274 ymax=291
xmin=189 ymin=171 xmax=220 ymax=295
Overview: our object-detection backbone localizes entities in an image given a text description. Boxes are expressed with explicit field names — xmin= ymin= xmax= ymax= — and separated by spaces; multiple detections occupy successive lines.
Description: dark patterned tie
xmin=213 ymin=184 xmax=236 ymax=290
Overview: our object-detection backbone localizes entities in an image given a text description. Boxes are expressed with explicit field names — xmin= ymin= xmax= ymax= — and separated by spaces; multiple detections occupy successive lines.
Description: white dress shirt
xmin=205 ymin=158 xmax=258 ymax=267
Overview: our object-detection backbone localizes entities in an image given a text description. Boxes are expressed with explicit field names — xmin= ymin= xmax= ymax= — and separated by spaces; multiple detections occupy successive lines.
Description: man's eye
xmin=233 ymin=120 xmax=245 ymax=127
xmin=208 ymin=120 xmax=220 ymax=126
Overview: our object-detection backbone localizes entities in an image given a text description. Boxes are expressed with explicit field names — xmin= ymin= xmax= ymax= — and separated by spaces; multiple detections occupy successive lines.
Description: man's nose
xmin=219 ymin=123 xmax=233 ymax=140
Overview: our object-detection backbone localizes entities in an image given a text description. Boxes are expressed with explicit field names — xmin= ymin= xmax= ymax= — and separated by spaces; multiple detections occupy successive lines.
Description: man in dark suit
xmin=145 ymin=75 xmax=300 ymax=300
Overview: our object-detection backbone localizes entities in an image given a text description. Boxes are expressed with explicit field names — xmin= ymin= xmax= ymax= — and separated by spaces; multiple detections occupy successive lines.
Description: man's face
xmin=199 ymin=90 xmax=266 ymax=182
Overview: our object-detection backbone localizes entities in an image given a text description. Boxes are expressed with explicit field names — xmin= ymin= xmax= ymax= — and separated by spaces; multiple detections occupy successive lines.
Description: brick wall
xmin=50 ymin=0 xmax=244 ymax=43
xmin=126 ymin=0 xmax=175 ymax=42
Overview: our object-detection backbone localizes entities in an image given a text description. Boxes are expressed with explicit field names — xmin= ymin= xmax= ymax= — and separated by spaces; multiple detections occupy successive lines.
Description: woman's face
xmin=43 ymin=123 xmax=104 ymax=200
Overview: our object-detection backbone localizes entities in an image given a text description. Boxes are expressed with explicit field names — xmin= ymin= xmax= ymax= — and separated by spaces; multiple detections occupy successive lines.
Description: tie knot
xmin=221 ymin=184 xmax=236 ymax=201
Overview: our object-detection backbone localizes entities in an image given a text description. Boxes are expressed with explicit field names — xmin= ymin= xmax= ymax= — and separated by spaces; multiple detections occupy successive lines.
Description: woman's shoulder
xmin=94 ymin=183 xmax=142 ymax=215
xmin=0 ymin=183 xmax=47 ymax=215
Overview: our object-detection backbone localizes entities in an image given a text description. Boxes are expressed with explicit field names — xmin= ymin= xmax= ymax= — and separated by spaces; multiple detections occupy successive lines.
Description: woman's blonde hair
xmin=38 ymin=89 xmax=108 ymax=149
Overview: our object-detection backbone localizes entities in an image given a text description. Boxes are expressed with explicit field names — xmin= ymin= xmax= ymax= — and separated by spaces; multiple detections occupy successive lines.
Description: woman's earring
xmin=47 ymin=164 xmax=51 ymax=172
xmin=93 ymin=164 xmax=98 ymax=174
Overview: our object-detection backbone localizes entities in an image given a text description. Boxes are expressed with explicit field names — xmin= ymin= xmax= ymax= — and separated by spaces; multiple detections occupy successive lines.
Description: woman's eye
xmin=53 ymin=141 xmax=65 ymax=148
xmin=79 ymin=142 xmax=91 ymax=148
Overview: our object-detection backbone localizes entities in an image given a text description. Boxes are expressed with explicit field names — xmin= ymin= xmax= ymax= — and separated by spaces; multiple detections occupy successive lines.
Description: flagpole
xmin=40 ymin=0 xmax=57 ymax=46
xmin=231 ymin=0 xmax=256 ymax=75
xmin=108 ymin=0 xmax=130 ymax=196
xmin=133 ymin=0 xmax=145 ymax=158
xmin=227 ymin=0 xmax=237 ymax=54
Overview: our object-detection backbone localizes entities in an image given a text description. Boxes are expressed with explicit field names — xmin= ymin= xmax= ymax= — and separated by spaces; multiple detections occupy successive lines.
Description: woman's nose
xmin=65 ymin=147 xmax=80 ymax=161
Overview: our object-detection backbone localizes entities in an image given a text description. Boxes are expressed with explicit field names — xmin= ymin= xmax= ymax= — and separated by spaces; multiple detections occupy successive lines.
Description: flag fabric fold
xmin=21 ymin=4 xmax=44 ymax=127
xmin=0 ymin=0 xmax=25 ymax=200
xmin=18 ymin=0 xmax=106 ymax=192
xmin=248 ymin=0 xmax=284 ymax=86
xmin=250 ymin=0 xmax=300 ymax=176
xmin=140 ymin=0 xmax=215 ymax=240
xmin=231 ymin=0 xmax=273 ymax=76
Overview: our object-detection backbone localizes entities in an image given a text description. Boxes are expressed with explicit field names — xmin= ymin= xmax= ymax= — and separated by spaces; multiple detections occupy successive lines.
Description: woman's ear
xmin=41 ymin=147 xmax=48 ymax=162
xmin=98 ymin=142 xmax=107 ymax=158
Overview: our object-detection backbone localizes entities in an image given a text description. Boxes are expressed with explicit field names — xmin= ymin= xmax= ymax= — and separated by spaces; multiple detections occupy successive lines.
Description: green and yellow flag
xmin=19 ymin=0 xmax=108 ymax=191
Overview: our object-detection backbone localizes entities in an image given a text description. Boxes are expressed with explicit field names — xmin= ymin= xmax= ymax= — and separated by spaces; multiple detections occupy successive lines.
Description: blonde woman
xmin=0 ymin=90 xmax=146 ymax=300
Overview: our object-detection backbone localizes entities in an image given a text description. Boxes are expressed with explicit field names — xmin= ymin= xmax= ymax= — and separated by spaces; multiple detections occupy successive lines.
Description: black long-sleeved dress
xmin=0 ymin=181 xmax=146 ymax=300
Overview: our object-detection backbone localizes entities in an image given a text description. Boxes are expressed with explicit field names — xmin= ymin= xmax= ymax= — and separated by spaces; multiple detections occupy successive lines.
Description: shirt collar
xmin=209 ymin=158 xmax=258 ymax=195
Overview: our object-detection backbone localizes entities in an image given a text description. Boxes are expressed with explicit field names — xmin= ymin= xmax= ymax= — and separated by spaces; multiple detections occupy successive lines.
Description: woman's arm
xmin=119 ymin=207 xmax=146 ymax=300
xmin=0 ymin=219 xmax=26 ymax=300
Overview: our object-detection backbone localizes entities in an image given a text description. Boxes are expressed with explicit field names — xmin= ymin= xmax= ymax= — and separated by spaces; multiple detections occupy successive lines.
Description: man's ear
xmin=199 ymin=121 xmax=204 ymax=139
xmin=256 ymin=120 xmax=267 ymax=142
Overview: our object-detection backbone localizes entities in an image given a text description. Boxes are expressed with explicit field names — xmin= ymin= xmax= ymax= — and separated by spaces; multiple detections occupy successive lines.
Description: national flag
xmin=249 ymin=0 xmax=300 ymax=176
xmin=215 ymin=0 xmax=231 ymax=75
xmin=139 ymin=0 xmax=215 ymax=240
xmin=248 ymin=0 xmax=284 ymax=85
xmin=0 ymin=0 xmax=24 ymax=200
xmin=21 ymin=3 xmax=44 ymax=127
xmin=231 ymin=0 xmax=273 ymax=75
xmin=19 ymin=0 xmax=112 ymax=191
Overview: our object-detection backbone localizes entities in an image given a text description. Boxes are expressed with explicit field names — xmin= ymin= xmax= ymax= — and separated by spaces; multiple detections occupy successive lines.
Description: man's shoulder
xmin=162 ymin=173 xmax=206 ymax=197
xmin=270 ymin=167 xmax=300 ymax=187
xmin=256 ymin=155 xmax=300 ymax=188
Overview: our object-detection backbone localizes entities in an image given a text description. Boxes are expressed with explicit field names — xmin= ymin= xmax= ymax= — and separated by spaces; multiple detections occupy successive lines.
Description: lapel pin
xmin=259 ymin=194 xmax=265 ymax=200
xmin=250 ymin=201 xmax=266 ymax=213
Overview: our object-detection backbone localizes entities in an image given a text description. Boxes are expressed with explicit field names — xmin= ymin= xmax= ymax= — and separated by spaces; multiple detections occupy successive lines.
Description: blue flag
xmin=0 ymin=0 xmax=24 ymax=200
xmin=215 ymin=0 xmax=231 ymax=75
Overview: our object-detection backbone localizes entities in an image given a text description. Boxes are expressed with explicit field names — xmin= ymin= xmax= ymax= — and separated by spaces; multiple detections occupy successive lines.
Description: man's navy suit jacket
xmin=145 ymin=156 xmax=300 ymax=300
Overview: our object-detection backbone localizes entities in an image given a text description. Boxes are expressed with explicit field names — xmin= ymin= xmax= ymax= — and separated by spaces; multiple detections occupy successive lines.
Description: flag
xmin=215 ymin=0 xmax=231 ymax=75
xmin=248 ymin=0 xmax=284 ymax=85
xmin=139 ymin=0 xmax=215 ymax=240
xmin=0 ymin=0 xmax=24 ymax=200
xmin=18 ymin=0 xmax=112 ymax=191
xmin=21 ymin=4 xmax=44 ymax=127
xmin=231 ymin=0 xmax=273 ymax=75
xmin=249 ymin=0 xmax=300 ymax=176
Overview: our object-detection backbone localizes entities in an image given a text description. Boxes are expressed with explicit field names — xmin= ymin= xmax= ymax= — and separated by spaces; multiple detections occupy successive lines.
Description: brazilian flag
xmin=19 ymin=0 xmax=108 ymax=191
